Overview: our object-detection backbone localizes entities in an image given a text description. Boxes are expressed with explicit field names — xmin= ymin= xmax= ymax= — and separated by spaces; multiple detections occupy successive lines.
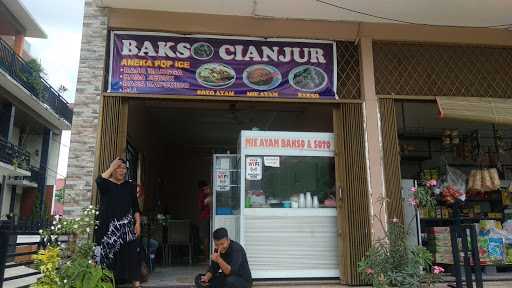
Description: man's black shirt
xmin=208 ymin=240 xmax=252 ymax=283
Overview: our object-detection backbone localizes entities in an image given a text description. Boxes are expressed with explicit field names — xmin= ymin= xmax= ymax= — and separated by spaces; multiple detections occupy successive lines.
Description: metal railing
xmin=0 ymin=137 xmax=30 ymax=171
xmin=0 ymin=38 xmax=73 ymax=124
xmin=0 ymin=219 xmax=66 ymax=287
xmin=9 ymin=166 xmax=41 ymax=184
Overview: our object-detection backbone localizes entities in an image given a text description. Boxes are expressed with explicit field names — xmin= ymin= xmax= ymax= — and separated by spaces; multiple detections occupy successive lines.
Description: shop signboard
xmin=241 ymin=130 xmax=335 ymax=157
xmin=108 ymin=31 xmax=337 ymax=100
xmin=216 ymin=170 xmax=230 ymax=192
xmin=264 ymin=156 xmax=280 ymax=167
xmin=246 ymin=157 xmax=263 ymax=180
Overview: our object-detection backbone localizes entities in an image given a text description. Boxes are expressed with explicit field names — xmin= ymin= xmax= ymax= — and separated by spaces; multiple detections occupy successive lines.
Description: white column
xmin=360 ymin=37 xmax=388 ymax=240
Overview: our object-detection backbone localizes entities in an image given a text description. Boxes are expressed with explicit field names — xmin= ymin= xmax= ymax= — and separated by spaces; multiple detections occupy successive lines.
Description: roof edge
xmin=1 ymin=0 xmax=47 ymax=38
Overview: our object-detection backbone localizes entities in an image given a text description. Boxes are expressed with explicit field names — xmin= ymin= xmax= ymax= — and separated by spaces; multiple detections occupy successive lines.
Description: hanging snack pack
xmin=467 ymin=168 xmax=501 ymax=198
xmin=442 ymin=166 xmax=466 ymax=204
xmin=489 ymin=168 xmax=501 ymax=190
xmin=481 ymin=169 xmax=494 ymax=192
xmin=467 ymin=170 xmax=477 ymax=193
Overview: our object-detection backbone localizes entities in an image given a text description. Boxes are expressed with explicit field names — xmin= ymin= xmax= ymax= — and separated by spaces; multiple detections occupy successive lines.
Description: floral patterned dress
xmin=94 ymin=176 xmax=141 ymax=282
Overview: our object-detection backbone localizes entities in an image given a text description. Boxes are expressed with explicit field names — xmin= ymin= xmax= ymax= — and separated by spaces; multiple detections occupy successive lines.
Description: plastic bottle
xmin=299 ymin=193 xmax=306 ymax=208
xmin=305 ymin=192 xmax=312 ymax=208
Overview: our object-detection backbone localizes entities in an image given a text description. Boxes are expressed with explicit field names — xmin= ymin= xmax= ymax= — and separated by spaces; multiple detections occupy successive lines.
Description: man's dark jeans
xmin=195 ymin=273 xmax=252 ymax=288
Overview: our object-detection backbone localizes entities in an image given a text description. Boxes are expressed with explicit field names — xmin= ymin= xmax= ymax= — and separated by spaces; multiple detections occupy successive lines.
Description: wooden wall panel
xmin=379 ymin=99 xmax=404 ymax=223
xmin=333 ymin=103 xmax=372 ymax=285
xmin=92 ymin=96 xmax=129 ymax=205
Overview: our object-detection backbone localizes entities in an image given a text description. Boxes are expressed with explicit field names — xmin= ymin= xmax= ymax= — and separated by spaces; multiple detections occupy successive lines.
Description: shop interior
xmin=397 ymin=101 xmax=512 ymax=280
xmin=125 ymin=99 xmax=335 ymax=283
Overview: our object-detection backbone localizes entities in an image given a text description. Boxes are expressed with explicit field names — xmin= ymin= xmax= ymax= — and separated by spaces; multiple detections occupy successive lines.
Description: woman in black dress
xmin=95 ymin=158 xmax=142 ymax=287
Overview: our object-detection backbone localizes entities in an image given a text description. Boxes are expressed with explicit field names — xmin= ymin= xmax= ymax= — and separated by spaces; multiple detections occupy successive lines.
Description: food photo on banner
xmin=107 ymin=31 xmax=337 ymax=100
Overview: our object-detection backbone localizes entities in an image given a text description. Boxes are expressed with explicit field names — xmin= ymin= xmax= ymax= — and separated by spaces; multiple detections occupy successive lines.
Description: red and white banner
xmin=240 ymin=130 xmax=335 ymax=157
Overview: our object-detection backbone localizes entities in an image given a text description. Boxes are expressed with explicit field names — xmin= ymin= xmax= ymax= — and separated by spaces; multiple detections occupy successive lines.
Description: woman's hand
xmin=102 ymin=157 xmax=123 ymax=179
xmin=109 ymin=158 xmax=123 ymax=171
xmin=135 ymin=223 xmax=141 ymax=238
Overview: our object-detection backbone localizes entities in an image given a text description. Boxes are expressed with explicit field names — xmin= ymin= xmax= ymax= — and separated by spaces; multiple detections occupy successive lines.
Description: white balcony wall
xmin=23 ymin=133 xmax=43 ymax=168
xmin=46 ymin=133 xmax=61 ymax=186
xmin=11 ymin=127 xmax=20 ymax=145
xmin=0 ymin=184 xmax=22 ymax=219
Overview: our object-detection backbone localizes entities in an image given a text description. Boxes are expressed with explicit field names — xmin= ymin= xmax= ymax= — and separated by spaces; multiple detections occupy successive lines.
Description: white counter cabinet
xmin=243 ymin=208 xmax=339 ymax=279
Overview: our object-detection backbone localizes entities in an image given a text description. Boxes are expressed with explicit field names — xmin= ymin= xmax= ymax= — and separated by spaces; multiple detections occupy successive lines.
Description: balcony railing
xmin=0 ymin=137 xmax=30 ymax=171
xmin=9 ymin=165 xmax=41 ymax=184
xmin=0 ymin=38 xmax=73 ymax=124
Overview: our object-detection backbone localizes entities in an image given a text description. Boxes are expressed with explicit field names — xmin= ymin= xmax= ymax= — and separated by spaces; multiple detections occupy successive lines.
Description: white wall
xmin=46 ymin=133 xmax=61 ymax=186
xmin=0 ymin=179 xmax=8 ymax=219
xmin=11 ymin=127 xmax=20 ymax=145
xmin=0 ymin=184 xmax=25 ymax=219
xmin=0 ymin=184 xmax=13 ymax=219
xmin=14 ymin=185 xmax=22 ymax=217
xmin=23 ymin=133 xmax=43 ymax=167
xmin=10 ymin=122 xmax=63 ymax=183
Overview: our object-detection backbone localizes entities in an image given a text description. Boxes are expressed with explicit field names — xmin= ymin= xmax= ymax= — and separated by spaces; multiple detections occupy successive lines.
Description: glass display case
xmin=212 ymin=154 xmax=240 ymax=242
xmin=239 ymin=130 xmax=339 ymax=279
xmin=245 ymin=156 xmax=335 ymax=208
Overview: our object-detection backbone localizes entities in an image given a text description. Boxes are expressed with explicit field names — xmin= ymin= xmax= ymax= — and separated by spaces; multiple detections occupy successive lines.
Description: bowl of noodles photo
xmin=288 ymin=65 xmax=328 ymax=92
xmin=191 ymin=42 xmax=214 ymax=60
xmin=242 ymin=64 xmax=282 ymax=90
xmin=196 ymin=63 xmax=236 ymax=88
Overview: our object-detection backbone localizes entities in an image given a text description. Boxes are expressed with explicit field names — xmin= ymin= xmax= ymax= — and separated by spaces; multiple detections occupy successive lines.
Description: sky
xmin=21 ymin=0 xmax=85 ymax=178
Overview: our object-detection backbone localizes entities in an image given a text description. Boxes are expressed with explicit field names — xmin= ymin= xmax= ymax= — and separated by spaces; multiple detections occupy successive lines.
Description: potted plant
xmin=32 ymin=206 xmax=115 ymax=288
xmin=358 ymin=186 xmax=443 ymax=287
xmin=409 ymin=179 xmax=439 ymax=210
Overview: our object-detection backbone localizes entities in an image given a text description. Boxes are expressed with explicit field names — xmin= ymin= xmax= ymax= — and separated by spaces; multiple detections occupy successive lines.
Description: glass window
xmin=245 ymin=156 xmax=335 ymax=208
xmin=214 ymin=155 xmax=241 ymax=215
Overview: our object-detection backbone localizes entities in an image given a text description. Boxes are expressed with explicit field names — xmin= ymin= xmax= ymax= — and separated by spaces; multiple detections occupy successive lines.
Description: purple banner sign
xmin=108 ymin=31 xmax=337 ymax=99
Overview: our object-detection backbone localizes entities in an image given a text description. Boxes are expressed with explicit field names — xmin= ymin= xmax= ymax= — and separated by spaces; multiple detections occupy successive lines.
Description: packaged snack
xmin=488 ymin=236 xmax=505 ymax=263
xmin=479 ymin=236 xmax=490 ymax=264
xmin=247 ymin=190 xmax=266 ymax=207
xmin=474 ymin=204 xmax=481 ymax=215
xmin=503 ymin=191 xmax=512 ymax=206
xmin=506 ymin=246 xmax=512 ymax=264
xmin=482 ymin=169 xmax=494 ymax=192
xmin=504 ymin=220 xmax=512 ymax=233
xmin=442 ymin=207 xmax=450 ymax=219
xmin=480 ymin=220 xmax=497 ymax=235
xmin=467 ymin=170 xmax=476 ymax=192
xmin=489 ymin=168 xmax=501 ymax=190
xmin=473 ymin=170 xmax=483 ymax=193
xmin=442 ymin=166 xmax=467 ymax=203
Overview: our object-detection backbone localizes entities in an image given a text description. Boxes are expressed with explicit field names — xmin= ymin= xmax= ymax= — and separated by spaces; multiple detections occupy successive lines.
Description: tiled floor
xmin=142 ymin=265 xmax=207 ymax=287
xmin=3 ymin=264 xmax=41 ymax=288
xmin=139 ymin=265 xmax=512 ymax=288
xmin=139 ymin=266 xmax=512 ymax=287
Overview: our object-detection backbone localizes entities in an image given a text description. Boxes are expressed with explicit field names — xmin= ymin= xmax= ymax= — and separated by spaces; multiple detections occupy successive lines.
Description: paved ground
xmin=137 ymin=281 xmax=512 ymax=288
xmin=142 ymin=265 xmax=206 ymax=287
xmin=261 ymin=284 xmax=511 ymax=288
xmin=3 ymin=264 xmax=41 ymax=288
xmin=139 ymin=265 xmax=512 ymax=288
xmin=7 ymin=263 xmax=512 ymax=287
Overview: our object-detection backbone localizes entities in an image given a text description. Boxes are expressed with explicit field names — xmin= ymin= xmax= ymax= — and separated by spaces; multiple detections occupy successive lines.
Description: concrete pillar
xmin=8 ymin=185 xmax=16 ymax=214
xmin=64 ymin=0 xmax=109 ymax=217
xmin=38 ymin=128 xmax=52 ymax=218
xmin=0 ymin=176 xmax=6 ymax=219
xmin=0 ymin=104 xmax=15 ymax=141
xmin=14 ymin=33 xmax=24 ymax=56
xmin=360 ymin=37 xmax=388 ymax=240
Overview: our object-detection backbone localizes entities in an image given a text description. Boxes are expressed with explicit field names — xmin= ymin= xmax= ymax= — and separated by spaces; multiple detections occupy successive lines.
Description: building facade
xmin=0 ymin=0 xmax=73 ymax=222
xmin=65 ymin=0 xmax=512 ymax=284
